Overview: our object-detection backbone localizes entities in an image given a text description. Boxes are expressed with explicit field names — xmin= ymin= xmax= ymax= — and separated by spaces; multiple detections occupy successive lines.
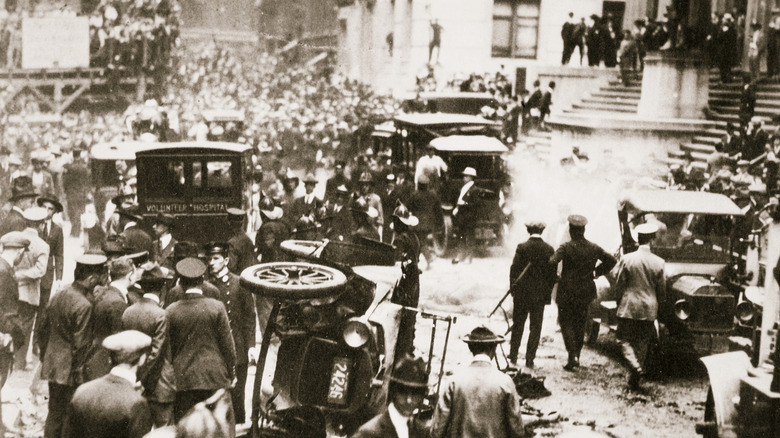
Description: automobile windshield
xmin=628 ymin=212 xmax=733 ymax=264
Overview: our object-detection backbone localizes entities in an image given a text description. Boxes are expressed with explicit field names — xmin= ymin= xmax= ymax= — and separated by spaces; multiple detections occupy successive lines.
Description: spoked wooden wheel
xmin=240 ymin=262 xmax=347 ymax=299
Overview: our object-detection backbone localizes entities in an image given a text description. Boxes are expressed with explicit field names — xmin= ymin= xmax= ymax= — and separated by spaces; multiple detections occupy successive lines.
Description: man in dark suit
xmin=0 ymin=177 xmax=37 ymax=237
xmin=325 ymin=160 xmax=351 ymax=200
xmin=0 ymin=232 xmax=29 ymax=438
xmin=166 ymin=257 xmax=236 ymax=422
xmin=430 ymin=326 xmax=524 ymax=438
xmin=162 ymin=252 xmax=222 ymax=307
xmin=205 ymin=242 xmax=256 ymax=424
xmin=539 ymin=81 xmax=555 ymax=131
xmin=84 ymin=258 xmax=138 ymax=381
xmin=122 ymin=273 xmax=176 ymax=427
xmin=40 ymin=254 xmax=107 ymax=438
xmin=226 ymin=208 xmax=256 ymax=275
xmin=151 ymin=213 xmax=177 ymax=278
xmin=351 ymin=356 xmax=429 ymax=438
xmin=62 ymin=148 xmax=90 ymax=236
xmin=508 ymin=221 xmax=557 ymax=369
xmin=35 ymin=194 xmax=64 ymax=347
xmin=62 ymin=330 xmax=153 ymax=438
xmin=550 ymin=215 xmax=617 ymax=371
xmin=407 ymin=179 xmax=443 ymax=269
xmin=288 ymin=173 xmax=323 ymax=226
xmin=526 ymin=80 xmax=543 ymax=132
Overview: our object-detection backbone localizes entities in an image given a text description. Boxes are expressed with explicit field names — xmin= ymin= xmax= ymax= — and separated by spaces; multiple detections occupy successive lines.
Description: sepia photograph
xmin=0 ymin=0 xmax=777 ymax=436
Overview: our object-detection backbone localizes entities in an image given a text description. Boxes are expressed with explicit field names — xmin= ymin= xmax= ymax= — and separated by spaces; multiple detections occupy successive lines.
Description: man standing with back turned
xmin=613 ymin=223 xmax=665 ymax=390
xmin=550 ymin=214 xmax=616 ymax=371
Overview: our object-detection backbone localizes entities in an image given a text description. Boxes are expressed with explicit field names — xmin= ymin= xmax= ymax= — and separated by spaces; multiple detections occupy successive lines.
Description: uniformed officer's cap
xmin=154 ymin=213 xmax=176 ymax=228
xmin=0 ymin=232 xmax=30 ymax=249
xmin=204 ymin=242 xmax=229 ymax=256
xmin=567 ymin=214 xmax=588 ymax=227
xmin=76 ymin=254 xmax=108 ymax=275
xmin=176 ymin=257 xmax=206 ymax=279
xmin=226 ymin=208 xmax=245 ymax=222
xmin=102 ymin=330 xmax=151 ymax=354
xmin=635 ymin=223 xmax=658 ymax=236
xmin=23 ymin=207 xmax=48 ymax=223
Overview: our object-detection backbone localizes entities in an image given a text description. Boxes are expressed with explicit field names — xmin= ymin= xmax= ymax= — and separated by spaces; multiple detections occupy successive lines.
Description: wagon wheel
xmin=433 ymin=215 xmax=452 ymax=257
xmin=240 ymin=262 xmax=347 ymax=300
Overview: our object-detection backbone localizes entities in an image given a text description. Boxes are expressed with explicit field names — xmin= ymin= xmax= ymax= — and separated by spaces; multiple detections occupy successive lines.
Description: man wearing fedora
xmin=614 ymin=223 xmax=665 ymax=390
xmin=34 ymin=194 xmax=64 ymax=353
xmin=451 ymin=167 xmax=479 ymax=264
xmin=351 ymin=355 xmax=429 ymax=438
xmin=0 ymin=176 xmax=37 ymax=237
xmin=151 ymin=213 xmax=177 ymax=277
xmin=61 ymin=330 xmax=153 ymax=438
xmin=430 ymin=326 xmax=525 ymax=437
xmin=205 ymin=241 xmax=256 ymax=425
xmin=550 ymin=214 xmax=616 ymax=371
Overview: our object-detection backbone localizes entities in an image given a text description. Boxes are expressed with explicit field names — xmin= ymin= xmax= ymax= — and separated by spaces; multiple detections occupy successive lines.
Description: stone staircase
xmin=561 ymin=74 xmax=641 ymax=116
xmin=668 ymin=73 xmax=780 ymax=169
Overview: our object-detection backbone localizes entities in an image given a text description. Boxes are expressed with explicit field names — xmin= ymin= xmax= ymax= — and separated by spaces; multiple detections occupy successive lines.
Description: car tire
xmin=240 ymin=262 xmax=348 ymax=299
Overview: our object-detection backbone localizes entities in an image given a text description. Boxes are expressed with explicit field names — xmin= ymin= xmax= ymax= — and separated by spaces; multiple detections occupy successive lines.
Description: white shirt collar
xmin=387 ymin=403 xmax=410 ymax=438
xmin=143 ymin=293 xmax=160 ymax=304
xmin=529 ymin=234 xmax=542 ymax=239
xmin=185 ymin=288 xmax=203 ymax=295
xmin=160 ymin=233 xmax=172 ymax=249
xmin=110 ymin=281 xmax=129 ymax=303
xmin=472 ymin=353 xmax=492 ymax=364
xmin=638 ymin=244 xmax=652 ymax=252
xmin=110 ymin=366 xmax=137 ymax=385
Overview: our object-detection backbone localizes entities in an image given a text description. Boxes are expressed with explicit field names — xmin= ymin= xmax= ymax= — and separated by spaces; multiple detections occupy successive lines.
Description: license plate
xmin=326 ymin=356 xmax=352 ymax=406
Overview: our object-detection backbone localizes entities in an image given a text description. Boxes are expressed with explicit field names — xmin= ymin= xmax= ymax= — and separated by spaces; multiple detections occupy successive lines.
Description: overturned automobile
xmin=593 ymin=190 xmax=748 ymax=352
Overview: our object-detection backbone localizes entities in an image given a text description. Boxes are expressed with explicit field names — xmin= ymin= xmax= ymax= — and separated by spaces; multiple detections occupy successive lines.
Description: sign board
xmin=21 ymin=17 xmax=89 ymax=69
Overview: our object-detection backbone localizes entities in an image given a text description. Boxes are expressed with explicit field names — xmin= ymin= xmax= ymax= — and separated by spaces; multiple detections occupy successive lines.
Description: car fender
xmin=700 ymin=351 xmax=752 ymax=428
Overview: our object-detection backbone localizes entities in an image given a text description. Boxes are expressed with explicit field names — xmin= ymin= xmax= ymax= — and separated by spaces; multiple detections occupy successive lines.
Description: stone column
xmin=637 ymin=50 xmax=709 ymax=119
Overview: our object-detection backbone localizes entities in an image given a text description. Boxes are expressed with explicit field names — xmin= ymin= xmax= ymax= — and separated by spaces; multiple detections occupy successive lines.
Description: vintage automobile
xmin=202 ymin=109 xmax=246 ymax=142
xmin=89 ymin=141 xmax=143 ymax=220
xmin=237 ymin=239 xmax=407 ymax=438
xmin=385 ymin=113 xmax=510 ymax=250
xmin=592 ymin=190 xmax=747 ymax=353
xmin=696 ymin=218 xmax=780 ymax=438
xmin=399 ymin=92 xmax=500 ymax=117
xmin=134 ymin=141 xmax=254 ymax=243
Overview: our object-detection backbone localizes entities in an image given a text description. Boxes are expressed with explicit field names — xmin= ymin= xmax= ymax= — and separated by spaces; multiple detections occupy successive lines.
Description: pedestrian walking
xmin=61 ymin=330 xmax=153 ymax=438
xmin=613 ymin=223 xmax=665 ymax=390
xmin=451 ymin=167 xmax=479 ymax=264
xmin=40 ymin=254 xmax=108 ymax=438
xmin=550 ymin=215 xmax=616 ymax=371
xmin=430 ymin=326 xmax=525 ymax=438
xmin=507 ymin=221 xmax=557 ymax=369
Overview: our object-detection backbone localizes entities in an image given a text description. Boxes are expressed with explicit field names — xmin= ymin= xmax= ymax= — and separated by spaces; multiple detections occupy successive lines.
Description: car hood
xmin=664 ymin=262 xmax=726 ymax=279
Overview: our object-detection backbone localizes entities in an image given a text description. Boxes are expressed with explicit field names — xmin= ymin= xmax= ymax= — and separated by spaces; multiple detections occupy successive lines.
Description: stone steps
xmin=580 ymin=96 xmax=640 ymax=106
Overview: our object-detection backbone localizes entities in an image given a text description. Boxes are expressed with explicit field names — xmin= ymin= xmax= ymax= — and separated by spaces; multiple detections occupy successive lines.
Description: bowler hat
xmin=461 ymin=326 xmax=505 ymax=344
xmin=9 ymin=179 xmax=37 ymax=203
xmin=174 ymin=241 xmax=201 ymax=261
xmin=154 ymin=213 xmax=176 ymax=228
xmin=303 ymin=173 xmax=318 ymax=185
xmin=137 ymin=268 xmax=172 ymax=292
xmin=37 ymin=193 xmax=63 ymax=213
xmin=0 ymin=231 xmax=30 ymax=249
xmin=389 ymin=356 xmax=428 ymax=388
xmin=102 ymin=235 xmax=128 ymax=258
xmin=176 ymin=257 xmax=207 ymax=279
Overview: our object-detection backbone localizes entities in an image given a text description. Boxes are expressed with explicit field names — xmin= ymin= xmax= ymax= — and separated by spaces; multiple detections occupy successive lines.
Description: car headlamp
xmin=736 ymin=300 xmax=755 ymax=324
xmin=342 ymin=317 xmax=371 ymax=349
xmin=674 ymin=299 xmax=692 ymax=321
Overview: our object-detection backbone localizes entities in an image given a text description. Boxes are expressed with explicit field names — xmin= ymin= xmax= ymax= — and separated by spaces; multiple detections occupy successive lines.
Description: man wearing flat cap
xmin=614 ymin=223 xmax=665 ymax=390
xmin=550 ymin=214 xmax=616 ymax=371
xmin=351 ymin=355 xmax=430 ymax=438
xmin=40 ymin=253 xmax=107 ymax=438
xmin=62 ymin=330 xmax=153 ymax=438
xmin=122 ymin=271 xmax=176 ymax=427
xmin=14 ymin=207 xmax=50 ymax=370
xmin=508 ymin=220 xmax=557 ymax=369
xmin=0 ymin=232 xmax=29 ymax=437
xmin=206 ymin=242 xmax=256 ymax=424
xmin=166 ymin=257 xmax=237 ymax=422
xmin=430 ymin=326 xmax=524 ymax=438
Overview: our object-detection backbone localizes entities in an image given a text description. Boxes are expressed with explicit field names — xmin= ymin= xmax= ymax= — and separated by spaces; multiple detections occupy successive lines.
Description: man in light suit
xmin=166 ymin=258 xmax=236 ymax=422
xmin=350 ymin=356 xmax=429 ymax=438
xmin=507 ymin=220 xmax=557 ymax=369
xmin=62 ymin=330 xmax=153 ymax=438
xmin=430 ymin=326 xmax=525 ymax=438
xmin=613 ymin=223 xmax=665 ymax=390
xmin=14 ymin=207 xmax=49 ymax=370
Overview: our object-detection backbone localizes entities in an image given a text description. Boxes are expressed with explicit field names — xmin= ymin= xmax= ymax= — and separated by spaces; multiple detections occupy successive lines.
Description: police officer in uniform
xmin=390 ymin=203 xmax=420 ymax=358
xmin=205 ymin=242 xmax=256 ymax=424
xmin=550 ymin=215 xmax=616 ymax=370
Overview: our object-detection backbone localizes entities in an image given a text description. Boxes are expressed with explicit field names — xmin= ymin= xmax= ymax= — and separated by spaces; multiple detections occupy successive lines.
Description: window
xmin=492 ymin=0 xmax=540 ymax=59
